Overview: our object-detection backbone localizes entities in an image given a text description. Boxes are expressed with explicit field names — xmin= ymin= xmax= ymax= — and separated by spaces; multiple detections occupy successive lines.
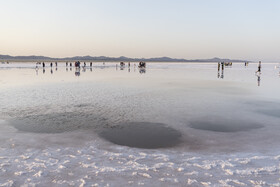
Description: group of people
xmin=217 ymin=61 xmax=262 ymax=86
xmin=38 ymin=61 xmax=96 ymax=68
xmin=38 ymin=61 xmax=146 ymax=69
xmin=119 ymin=62 xmax=145 ymax=68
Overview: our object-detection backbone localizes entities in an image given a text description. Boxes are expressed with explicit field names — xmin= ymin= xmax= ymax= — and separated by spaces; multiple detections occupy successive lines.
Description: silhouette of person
xmin=257 ymin=61 xmax=261 ymax=73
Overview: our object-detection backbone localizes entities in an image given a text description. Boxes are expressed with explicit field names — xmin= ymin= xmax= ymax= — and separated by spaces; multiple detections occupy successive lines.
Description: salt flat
xmin=0 ymin=62 xmax=280 ymax=186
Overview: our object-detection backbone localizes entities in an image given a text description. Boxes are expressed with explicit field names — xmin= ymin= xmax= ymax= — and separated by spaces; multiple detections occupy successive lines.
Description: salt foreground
xmin=0 ymin=62 xmax=280 ymax=186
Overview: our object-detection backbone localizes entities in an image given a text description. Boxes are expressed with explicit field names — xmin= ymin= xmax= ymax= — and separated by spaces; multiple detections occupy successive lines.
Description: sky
xmin=0 ymin=0 xmax=280 ymax=61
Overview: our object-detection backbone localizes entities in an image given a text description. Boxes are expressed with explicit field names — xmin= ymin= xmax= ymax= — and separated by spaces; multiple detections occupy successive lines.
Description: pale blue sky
xmin=0 ymin=0 xmax=279 ymax=61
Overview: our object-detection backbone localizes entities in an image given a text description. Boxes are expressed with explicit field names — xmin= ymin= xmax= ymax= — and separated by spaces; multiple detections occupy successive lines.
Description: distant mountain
xmin=0 ymin=55 xmax=246 ymax=62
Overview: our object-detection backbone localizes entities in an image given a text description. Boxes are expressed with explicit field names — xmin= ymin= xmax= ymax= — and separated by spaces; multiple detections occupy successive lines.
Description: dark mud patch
xmin=189 ymin=120 xmax=263 ymax=133
xmin=9 ymin=112 xmax=107 ymax=133
xmin=99 ymin=122 xmax=182 ymax=149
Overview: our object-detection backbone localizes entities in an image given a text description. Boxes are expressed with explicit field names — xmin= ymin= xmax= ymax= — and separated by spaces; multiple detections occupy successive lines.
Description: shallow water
xmin=100 ymin=122 xmax=182 ymax=149
xmin=1 ymin=62 xmax=280 ymax=186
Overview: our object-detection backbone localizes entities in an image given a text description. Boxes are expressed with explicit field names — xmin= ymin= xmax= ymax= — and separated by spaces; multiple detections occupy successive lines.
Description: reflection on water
xmin=217 ymin=62 xmax=224 ymax=79
xmin=139 ymin=68 xmax=146 ymax=74
xmin=75 ymin=68 xmax=80 ymax=76
xmin=255 ymin=73 xmax=261 ymax=86
xmin=33 ymin=62 xmax=147 ymax=76
xmin=8 ymin=62 xmax=276 ymax=88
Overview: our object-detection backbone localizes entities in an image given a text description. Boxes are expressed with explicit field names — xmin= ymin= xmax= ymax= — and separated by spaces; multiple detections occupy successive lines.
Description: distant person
xmin=90 ymin=62 xmax=92 ymax=67
xmin=128 ymin=62 xmax=130 ymax=67
xmin=66 ymin=62 xmax=68 ymax=67
xmin=75 ymin=61 xmax=80 ymax=68
xmin=42 ymin=62 xmax=45 ymax=68
xmin=55 ymin=62 xmax=58 ymax=67
xmin=70 ymin=62 xmax=72 ymax=67
xmin=50 ymin=62 xmax=53 ymax=68
xmin=84 ymin=62 xmax=86 ymax=67
xmin=257 ymin=61 xmax=261 ymax=73
xmin=218 ymin=63 xmax=220 ymax=71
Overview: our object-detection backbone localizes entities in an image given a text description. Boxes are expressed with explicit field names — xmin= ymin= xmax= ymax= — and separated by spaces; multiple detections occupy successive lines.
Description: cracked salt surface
xmin=1 ymin=63 xmax=280 ymax=186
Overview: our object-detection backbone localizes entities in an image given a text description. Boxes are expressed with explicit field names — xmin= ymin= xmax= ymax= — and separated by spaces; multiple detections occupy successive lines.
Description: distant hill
xmin=0 ymin=55 xmax=246 ymax=62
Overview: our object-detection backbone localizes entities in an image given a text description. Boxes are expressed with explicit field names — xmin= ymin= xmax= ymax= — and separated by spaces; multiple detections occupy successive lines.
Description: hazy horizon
xmin=1 ymin=0 xmax=280 ymax=61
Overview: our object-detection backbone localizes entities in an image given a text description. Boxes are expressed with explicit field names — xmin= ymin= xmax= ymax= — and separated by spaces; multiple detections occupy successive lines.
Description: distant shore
xmin=0 ymin=55 xmax=247 ymax=63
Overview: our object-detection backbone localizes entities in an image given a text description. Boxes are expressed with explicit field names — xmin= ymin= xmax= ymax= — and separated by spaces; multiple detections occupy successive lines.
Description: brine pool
xmin=0 ymin=62 xmax=280 ymax=186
